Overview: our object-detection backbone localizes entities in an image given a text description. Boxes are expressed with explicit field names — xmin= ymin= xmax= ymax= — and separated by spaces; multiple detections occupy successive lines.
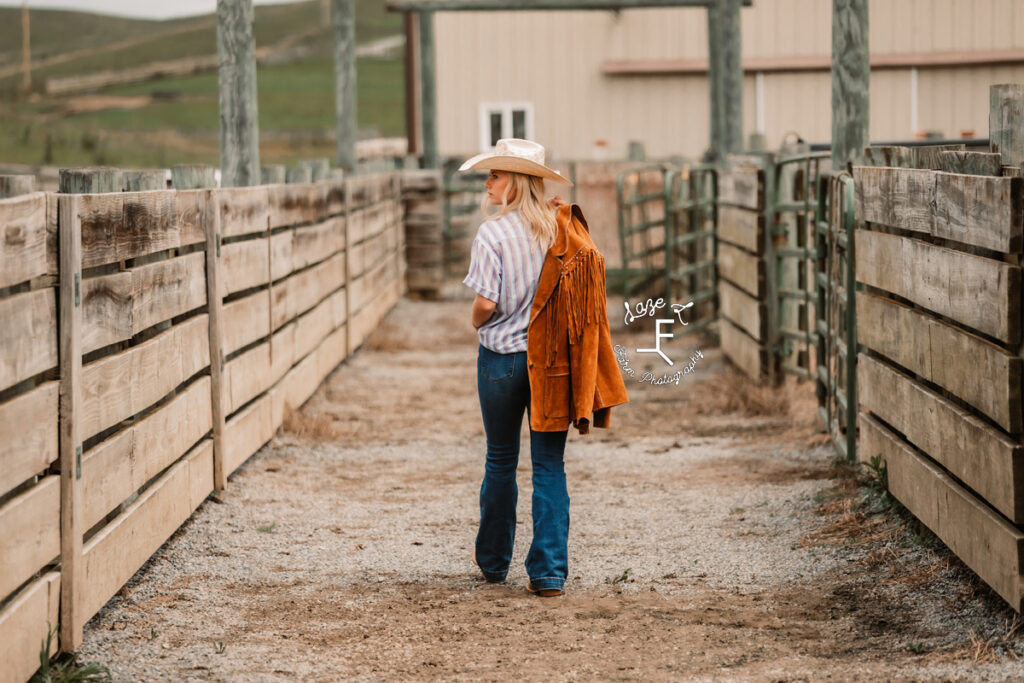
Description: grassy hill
xmin=0 ymin=0 xmax=405 ymax=168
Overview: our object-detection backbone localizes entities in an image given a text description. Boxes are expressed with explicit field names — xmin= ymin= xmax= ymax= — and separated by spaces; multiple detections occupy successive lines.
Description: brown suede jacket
xmin=527 ymin=204 xmax=629 ymax=433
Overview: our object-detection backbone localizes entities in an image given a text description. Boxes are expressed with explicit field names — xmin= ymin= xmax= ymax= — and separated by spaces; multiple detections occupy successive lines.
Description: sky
xmin=0 ymin=0 xmax=309 ymax=20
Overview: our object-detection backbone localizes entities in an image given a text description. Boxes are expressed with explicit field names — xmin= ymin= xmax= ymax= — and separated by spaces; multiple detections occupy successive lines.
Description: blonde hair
xmin=480 ymin=171 xmax=558 ymax=253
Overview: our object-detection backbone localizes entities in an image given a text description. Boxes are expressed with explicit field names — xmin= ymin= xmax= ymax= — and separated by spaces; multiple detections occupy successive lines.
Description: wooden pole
xmin=0 ymin=174 xmax=35 ymax=198
xmin=261 ymin=164 xmax=286 ymax=184
xmin=58 ymin=167 xmax=121 ymax=194
xmin=299 ymin=157 xmax=331 ymax=181
xmin=217 ymin=0 xmax=261 ymax=187
xmin=58 ymin=194 xmax=83 ymax=651
xmin=719 ymin=0 xmax=743 ymax=154
xmin=172 ymin=164 xmax=217 ymax=190
xmin=333 ymin=0 xmax=357 ymax=173
xmin=990 ymin=84 xmax=1024 ymax=172
xmin=287 ymin=165 xmax=313 ymax=184
xmin=389 ymin=0 xmax=752 ymax=8
xmin=404 ymin=12 xmax=420 ymax=157
xmin=203 ymin=189 xmax=227 ymax=491
xmin=122 ymin=170 xmax=167 ymax=191
xmin=831 ymin=0 xmax=869 ymax=169
xmin=705 ymin=1 xmax=723 ymax=159
xmin=21 ymin=1 xmax=30 ymax=93
xmin=418 ymin=11 xmax=439 ymax=169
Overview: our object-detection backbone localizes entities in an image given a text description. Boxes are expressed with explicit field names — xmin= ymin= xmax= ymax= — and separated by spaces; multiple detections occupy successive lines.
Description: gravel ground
xmin=75 ymin=293 xmax=1024 ymax=681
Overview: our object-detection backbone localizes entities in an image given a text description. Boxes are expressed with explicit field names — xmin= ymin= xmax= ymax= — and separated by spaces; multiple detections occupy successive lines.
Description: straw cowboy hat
xmin=459 ymin=138 xmax=573 ymax=186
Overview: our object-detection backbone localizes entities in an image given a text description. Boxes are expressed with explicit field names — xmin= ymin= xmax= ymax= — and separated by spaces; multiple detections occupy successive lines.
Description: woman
xmin=460 ymin=138 xmax=627 ymax=598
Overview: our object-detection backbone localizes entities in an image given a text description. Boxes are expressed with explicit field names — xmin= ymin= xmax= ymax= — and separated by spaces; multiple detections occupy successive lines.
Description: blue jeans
xmin=475 ymin=344 xmax=569 ymax=591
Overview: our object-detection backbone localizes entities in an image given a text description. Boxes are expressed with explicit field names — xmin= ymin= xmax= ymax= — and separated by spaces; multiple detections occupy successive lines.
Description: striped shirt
xmin=463 ymin=210 xmax=547 ymax=354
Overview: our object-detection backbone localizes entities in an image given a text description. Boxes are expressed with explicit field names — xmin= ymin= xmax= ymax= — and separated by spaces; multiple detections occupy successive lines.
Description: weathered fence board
xmin=717 ymin=166 xmax=762 ymax=210
xmin=267 ymin=184 xmax=329 ymax=229
xmin=223 ymin=392 xmax=275 ymax=476
xmin=854 ymin=166 xmax=1023 ymax=253
xmin=719 ymin=279 xmax=764 ymax=341
xmin=861 ymin=414 xmax=1024 ymax=611
xmin=0 ymin=288 xmax=57 ymax=389
xmin=221 ymin=239 xmax=269 ymax=296
xmin=222 ymin=290 xmax=271 ymax=355
xmin=0 ymin=381 xmax=58 ymax=497
xmin=859 ymin=353 xmax=1024 ymax=523
xmin=225 ymin=324 xmax=295 ymax=415
xmin=82 ymin=252 xmax=208 ymax=353
xmin=720 ymin=318 xmax=763 ymax=380
xmin=81 ymin=377 xmax=212 ymax=531
xmin=0 ymin=193 xmax=51 ymax=289
xmin=81 ymin=314 xmax=210 ymax=440
xmin=856 ymin=230 xmax=1020 ymax=344
xmin=218 ymin=186 xmax=269 ymax=238
xmin=938 ymin=151 xmax=1004 ymax=176
xmin=0 ymin=475 xmax=59 ymax=601
xmin=294 ymin=291 xmax=342 ymax=363
xmin=292 ymin=217 xmax=346 ymax=270
xmin=717 ymin=205 xmax=763 ymax=254
xmin=716 ymin=241 xmax=763 ymax=298
xmin=78 ymin=441 xmax=212 ymax=622
xmin=78 ymin=190 xmax=205 ymax=268
xmin=0 ymin=572 xmax=60 ymax=683
xmin=857 ymin=292 xmax=1021 ymax=433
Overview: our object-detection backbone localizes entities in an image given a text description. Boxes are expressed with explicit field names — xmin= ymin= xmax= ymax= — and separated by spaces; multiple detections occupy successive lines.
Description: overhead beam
xmin=388 ymin=0 xmax=751 ymax=10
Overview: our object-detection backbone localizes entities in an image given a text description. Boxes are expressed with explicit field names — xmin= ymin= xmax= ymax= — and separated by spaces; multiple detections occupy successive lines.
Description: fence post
xmin=831 ymin=0 xmax=870 ymax=169
xmin=286 ymin=165 xmax=313 ymax=184
xmin=59 ymin=167 xmax=121 ymax=194
xmin=0 ymin=174 xmax=35 ymax=198
xmin=57 ymin=193 xmax=83 ymax=652
xmin=203 ymin=189 xmax=228 ymax=492
xmin=332 ymin=0 xmax=357 ymax=173
xmin=990 ymin=84 xmax=1024 ymax=172
xmin=217 ymin=0 xmax=260 ymax=187
xmin=418 ymin=10 xmax=438 ymax=169
xmin=261 ymin=165 xmax=286 ymax=184
xmin=344 ymin=178 xmax=354 ymax=355
xmin=122 ymin=170 xmax=167 ymax=191
xmin=299 ymin=158 xmax=331 ymax=182
xmin=719 ymin=0 xmax=744 ymax=154
xmin=172 ymin=164 xmax=217 ymax=190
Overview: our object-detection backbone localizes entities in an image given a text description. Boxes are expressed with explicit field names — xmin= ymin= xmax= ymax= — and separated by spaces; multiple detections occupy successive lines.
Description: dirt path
xmin=78 ymin=295 xmax=1024 ymax=681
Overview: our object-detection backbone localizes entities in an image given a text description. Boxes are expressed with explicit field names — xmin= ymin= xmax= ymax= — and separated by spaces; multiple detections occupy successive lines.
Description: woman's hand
xmin=549 ymin=195 xmax=566 ymax=208
xmin=472 ymin=294 xmax=497 ymax=329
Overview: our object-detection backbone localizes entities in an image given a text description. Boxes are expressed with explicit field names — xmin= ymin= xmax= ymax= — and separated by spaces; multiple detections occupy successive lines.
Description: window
xmin=479 ymin=102 xmax=534 ymax=151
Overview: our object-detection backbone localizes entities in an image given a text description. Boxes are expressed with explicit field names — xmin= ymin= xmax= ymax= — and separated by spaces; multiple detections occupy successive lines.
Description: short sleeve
xmin=463 ymin=230 xmax=502 ymax=302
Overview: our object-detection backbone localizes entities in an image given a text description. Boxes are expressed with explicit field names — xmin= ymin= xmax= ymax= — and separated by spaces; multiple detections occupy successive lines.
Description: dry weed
xmin=280 ymin=404 xmax=342 ymax=442
xmin=689 ymin=370 xmax=791 ymax=417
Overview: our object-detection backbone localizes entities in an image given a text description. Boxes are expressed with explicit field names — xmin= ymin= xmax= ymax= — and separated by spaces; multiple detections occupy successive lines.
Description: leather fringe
xmin=546 ymin=246 xmax=607 ymax=368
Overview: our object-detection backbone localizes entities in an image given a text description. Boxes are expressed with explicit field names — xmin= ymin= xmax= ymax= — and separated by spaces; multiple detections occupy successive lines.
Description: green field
xmin=0 ymin=0 xmax=405 ymax=168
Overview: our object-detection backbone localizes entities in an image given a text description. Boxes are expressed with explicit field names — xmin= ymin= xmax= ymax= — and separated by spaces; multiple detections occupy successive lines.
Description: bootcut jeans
xmin=475 ymin=344 xmax=569 ymax=591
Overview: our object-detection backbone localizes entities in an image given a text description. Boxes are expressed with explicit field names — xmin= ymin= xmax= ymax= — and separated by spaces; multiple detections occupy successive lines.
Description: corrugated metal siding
xmin=434 ymin=2 xmax=1024 ymax=160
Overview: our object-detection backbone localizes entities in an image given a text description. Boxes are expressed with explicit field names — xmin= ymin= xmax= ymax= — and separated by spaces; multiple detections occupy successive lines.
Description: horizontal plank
xmin=81 ymin=376 xmax=212 ymax=531
xmin=348 ymin=173 xmax=400 ymax=210
xmin=719 ymin=279 xmax=764 ymax=341
xmin=350 ymin=252 xmax=399 ymax=314
xmin=82 ymin=313 xmax=210 ymax=441
xmin=938 ymin=151 xmax=1003 ymax=176
xmin=860 ymin=413 xmax=1024 ymax=611
xmin=224 ymin=323 xmax=295 ymax=415
xmin=0 ymin=192 xmax=51 ymax=288
xmin=280 ymin=348 xmax=320 ymax=414
xmin=77 ymin=189 xmax=206 ymax=269
xmin=853 ymin=166 xmax=1022 ymax=252
xmin=717 ymin=166 xmax=762 ymax=210
xmin=271 ymin=230 xmax=293 ymax=281
xmin=316 ymin=322 xmax=348 ymax=382
xmin=79 ymin=439 xmax=212 ymax=623
xmin=717 ymin=205 xmax=763 ymax=254
xmin=273 ymin=251 xmax=347 ymax=329
xmin=83 ymin=251 xmax=207 ymax=353
xmin=856 ymin=291 xmax=1021 ymax=433
xmin=222 ymin=289 xmax=271 ymax=355
xmin=267 ymin=183 xmax=328 ymax=229
xmin=323 ymin=179 xmax=347 ymax=215
xmin=224 ymin=392 xmax=275 ymax=476
xmin=719 ymin=317 xmax=763 ymax=381
xmin=294 ymin=290 xmax=342 ymax=363
xmin=0 ymin=287 xmax=57 ymax=390
xmin=218 ymin=186 xmax=269 ymax=238
xmin=716 ymin=241 xmax=763 ymax=298
xmin=855 ymin=229 xmax=1020 ymax=344
xmin=0 ymin=475 xmax=59 ymax=601
xmin=858 ymin=353 xmax=1024 ymax=523
xmin=221 ymin=237 xmax=269 ymax=296
xmin=0 ymin=571 xmax=60 ymax=683
xmin=0 ymin=380 xmax=58 ymax=498
xmin=292 ymin=216 xmax=345 ymax=271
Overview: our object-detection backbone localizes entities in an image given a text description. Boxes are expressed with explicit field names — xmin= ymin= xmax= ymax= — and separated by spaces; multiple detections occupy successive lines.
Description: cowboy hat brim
xmin=459 ymin=153 xmax=573 ymax=186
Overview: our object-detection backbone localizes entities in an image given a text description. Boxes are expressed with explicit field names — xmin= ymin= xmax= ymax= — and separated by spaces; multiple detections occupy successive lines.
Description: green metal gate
xmin=615 ymin=163 xmax=718 ymax=336
xmin=441 ymin=158 xmax=486 ymax=278
xmin=814 ymin=171 xmax=857 ymax=460
xmin=768 ymin=151 xmax=831 ymax=379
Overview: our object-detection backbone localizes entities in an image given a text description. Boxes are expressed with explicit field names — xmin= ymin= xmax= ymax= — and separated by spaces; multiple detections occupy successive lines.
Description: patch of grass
xmin=606 ymin=568 xmax=633 ymax=585
xmin=30 ymin=626 xmax=111 ymax=683
xmin=257 ymin=522 xmax=277 ymax=533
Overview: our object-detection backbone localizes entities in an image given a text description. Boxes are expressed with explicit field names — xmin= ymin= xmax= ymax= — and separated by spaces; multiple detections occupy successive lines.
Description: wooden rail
xmin=0 ymin=171 xmax=405 ymax=682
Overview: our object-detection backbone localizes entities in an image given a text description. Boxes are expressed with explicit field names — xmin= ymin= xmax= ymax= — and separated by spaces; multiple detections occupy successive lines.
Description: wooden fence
xmin=854 ymin=155 xmax=1024 ymax=610
xmin=716 ymin=162 xmax=778 ymax=382
xmin=0 ymin=172 xmax=404 ymax=683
